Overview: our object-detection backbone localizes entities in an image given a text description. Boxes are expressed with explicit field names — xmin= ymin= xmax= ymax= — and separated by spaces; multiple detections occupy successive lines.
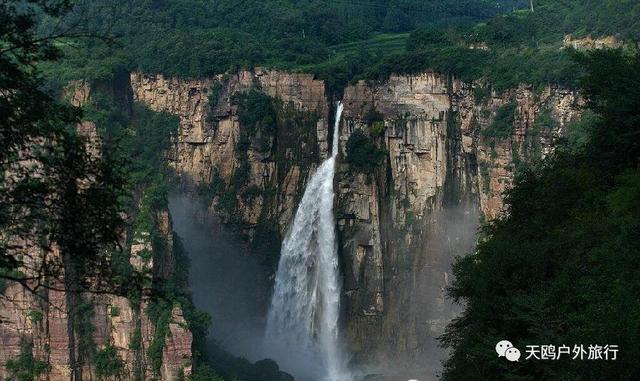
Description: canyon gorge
xmin=0 ymin=68 xmax=581 ymax=381
xmin=5 ymin=1 xmax=639 ymax=380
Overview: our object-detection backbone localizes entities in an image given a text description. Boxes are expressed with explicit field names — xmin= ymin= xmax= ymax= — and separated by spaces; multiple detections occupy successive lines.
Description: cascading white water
xmin=265 ymin=103 xmax=349 ymax=381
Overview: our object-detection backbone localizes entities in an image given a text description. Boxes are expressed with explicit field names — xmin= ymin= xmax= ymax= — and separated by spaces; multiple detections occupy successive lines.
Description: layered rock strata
xmin=0 ymin=83 xmax=192 ymax=381
xmin=129 ymin=69 xmax=581 ymax=377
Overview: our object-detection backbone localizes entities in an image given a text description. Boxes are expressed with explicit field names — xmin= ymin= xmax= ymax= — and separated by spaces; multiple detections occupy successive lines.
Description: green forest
xmin=44 ymin=0 xmax=518 ymax=78
xmin=44 ymin=0 xmax=640 ymax=91
xmin=2 ymin=0 xmax=640 ymax=381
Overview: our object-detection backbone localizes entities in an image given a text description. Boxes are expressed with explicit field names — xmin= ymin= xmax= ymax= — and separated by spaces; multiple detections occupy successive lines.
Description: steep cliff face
xmin=336 ymin=73 xmax=581 ymax=374
xmin=130 ymin=69 xmax=330 ymax=239
xmin=128 ymin=70 xmax=580 ymax=377
xmin=0 ymin=212 xmax=192 ymax=381
xmin=0 ymin=83 xmax=192 ymax=381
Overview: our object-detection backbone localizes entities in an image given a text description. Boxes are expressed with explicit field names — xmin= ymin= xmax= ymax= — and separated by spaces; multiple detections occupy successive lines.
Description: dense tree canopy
xmin=40 ymin=0 xmax=640 ymax=93
xmin=366 ymin=0 xmax=640 ymax=91
xmin=441 ymin=49 xmax=640 ymax=381
xmin=43 ymin=0 xmax=522 ymax=83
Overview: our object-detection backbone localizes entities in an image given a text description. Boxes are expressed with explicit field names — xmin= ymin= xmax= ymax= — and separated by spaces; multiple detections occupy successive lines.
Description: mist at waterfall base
xmin=168 ymin=194 xmax=270 ymax=361
xmin=168 ymin=102 xmax=483 ymax=381
xmin=168 ymin=190 xmax=348 ymax=381
xmin=263 ymin=103 xmax=351 ymax=381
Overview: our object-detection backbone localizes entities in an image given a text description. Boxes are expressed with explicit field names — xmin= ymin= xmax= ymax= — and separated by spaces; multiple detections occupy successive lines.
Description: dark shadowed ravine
xmin=168 ymin=193 xmax=271 ymax=361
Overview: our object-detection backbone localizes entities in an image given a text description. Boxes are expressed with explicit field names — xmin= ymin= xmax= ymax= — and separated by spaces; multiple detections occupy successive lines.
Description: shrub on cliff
xmin=95 ymin=344 xmax=124 ymax=381
xmin=482 ymin=101 xmax=518 ymax=140
xmin=232 ymin=90 xmax=277 ymax=137
xmin=190 ymin=365 xmax=224 ymax=381
xmin=5 ymin=339 xmax=48 ymax=381
xmin=345 ymin=130 xmax=386 ymax=176
xmin=363 ymin=107 xmax=386 ymax=137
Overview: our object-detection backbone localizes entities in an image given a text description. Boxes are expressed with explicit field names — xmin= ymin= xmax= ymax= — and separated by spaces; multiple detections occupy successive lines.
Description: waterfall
xmin=265 ymin=103 xmax=349 ymax=381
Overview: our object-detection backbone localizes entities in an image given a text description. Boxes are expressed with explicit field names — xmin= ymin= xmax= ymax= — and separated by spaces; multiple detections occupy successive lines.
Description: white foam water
xmin=264 ymin=103 xmax=349 ymax=381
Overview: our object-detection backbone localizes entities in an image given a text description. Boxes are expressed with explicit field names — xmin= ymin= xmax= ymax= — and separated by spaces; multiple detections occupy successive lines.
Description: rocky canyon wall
xmin=130 ymin=69 xmax=581 ymax=377
xmin=336 ymin=73 xmax=580 ymax=376
xmin=0 ymin=82 xmax=192 ymax=381
xmin=0 ymin=211 xmax=192 ymax=381
xmin=130 ymin=69 xmax=330 ymax=242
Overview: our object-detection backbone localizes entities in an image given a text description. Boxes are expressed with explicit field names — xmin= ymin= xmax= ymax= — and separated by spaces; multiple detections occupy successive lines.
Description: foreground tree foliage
xmin=1 ymin=3 xmax=135 ymax=379
xmin=1 ymin=0 xmax=128 ymax=295
xmin=441 ymin=49 xmax=640 ymax=380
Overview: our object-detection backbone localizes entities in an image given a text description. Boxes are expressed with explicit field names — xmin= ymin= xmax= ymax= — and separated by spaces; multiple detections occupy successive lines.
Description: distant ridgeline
xmin=43 ymin=0 xmax=639 ymax=92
